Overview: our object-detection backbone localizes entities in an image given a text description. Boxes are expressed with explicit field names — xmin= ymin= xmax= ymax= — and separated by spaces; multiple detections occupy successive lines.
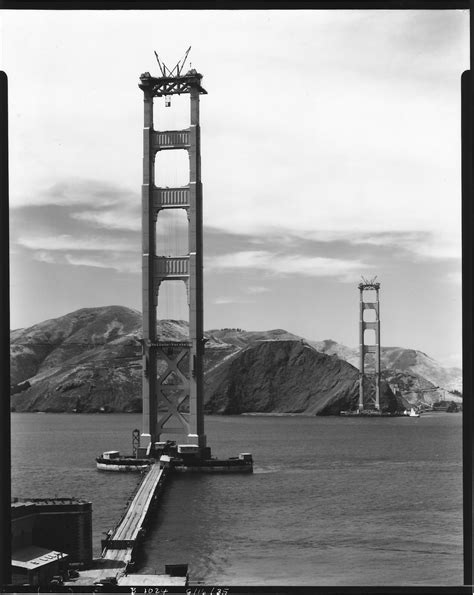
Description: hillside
xmin=10 ymin=306 xmax=143 ymax=413
xmin=204 ymin=340 xmax=402 ymax=415
xmin=311 ymin=339 xmax=462 ymax=393
xmin=381 ymin=347 xmax=462 ymax=393
xmin=10 ymin=306 xmax=462 ymax=413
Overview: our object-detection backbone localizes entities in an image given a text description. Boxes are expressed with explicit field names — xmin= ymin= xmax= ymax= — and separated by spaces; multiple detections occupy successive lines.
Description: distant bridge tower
xmin=138 ymin=48 xmax=207 ymax=451
xmin=358 ymin=277 xmax=381 ymax=411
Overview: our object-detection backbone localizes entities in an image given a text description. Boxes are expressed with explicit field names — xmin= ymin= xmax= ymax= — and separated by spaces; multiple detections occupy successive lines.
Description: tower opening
xmin=154 ymin=93 xmax=190 ymax=130
xmin=156 ymin=209 xmax=189 ymax=258
xmin=363 ymin=308 xmax=376 ymax=322
xmin=155 ymin=150 xmax=189 ymax=188
xmin=156 ymin=280 xmax=190 ymax=329
xmin=364 ymin=328 xmax=376 ymax=344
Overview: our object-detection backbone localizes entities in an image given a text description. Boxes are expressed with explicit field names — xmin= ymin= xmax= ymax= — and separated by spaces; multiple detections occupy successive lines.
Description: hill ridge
xmin=10 ymin=306 xmax=462 ymax=413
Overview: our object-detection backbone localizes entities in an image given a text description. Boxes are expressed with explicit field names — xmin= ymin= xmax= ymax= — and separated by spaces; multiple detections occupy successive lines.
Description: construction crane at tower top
xmin=359 ymin=275 xmax=380 ymax=290
xmin=154 ymin=46 xmax=191 ymax=78
xmin=139 ymin=46 xmax=207 ymax=98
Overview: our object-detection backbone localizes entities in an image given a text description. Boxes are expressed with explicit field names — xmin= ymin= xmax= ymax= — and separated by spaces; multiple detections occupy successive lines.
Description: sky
xmin=1 ymin=9 xmax=468 ymax=367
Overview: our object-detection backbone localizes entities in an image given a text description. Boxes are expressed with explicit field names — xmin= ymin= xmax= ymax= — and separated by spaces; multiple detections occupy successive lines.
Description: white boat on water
xmin=403 ymin=408 xmax=420 ymax=418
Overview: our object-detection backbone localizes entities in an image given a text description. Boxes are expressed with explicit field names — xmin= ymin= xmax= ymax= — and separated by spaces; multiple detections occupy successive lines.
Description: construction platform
xmin=97 ymin=440 xmax=253 ymax=473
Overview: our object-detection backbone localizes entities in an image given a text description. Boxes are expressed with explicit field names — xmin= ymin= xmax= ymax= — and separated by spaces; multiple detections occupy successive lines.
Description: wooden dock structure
xmin=101 ymin=463 xmax=168 ymax=565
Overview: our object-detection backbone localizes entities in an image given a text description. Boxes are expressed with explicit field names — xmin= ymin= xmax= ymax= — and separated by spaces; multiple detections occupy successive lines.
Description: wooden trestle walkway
xmin=101 ymin=462 xmax=168 ymax=565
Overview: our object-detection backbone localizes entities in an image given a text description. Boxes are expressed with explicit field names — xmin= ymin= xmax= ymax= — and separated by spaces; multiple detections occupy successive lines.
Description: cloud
xmin=16 ymin=234 xmax=136 ymax=252
xmin=13 ymin=179 xmax=135 ymax=209
xmin=206 ymin=250 xmax=372 ymax=282
xmin=10 ymin=182 xmax=143 ymax=274
xmin=64 ymin=253 xmax=139 ymax=273
xmin=246 ymin=286 xmax=270 ymax=295
xmin=16 ymin=230 xmax=140 ymax=274
xmin=213 ymin=296 xmax=254 ymax=305
xmin=33 ymin=250 xmax=59 ymax=265
xmin=301 ymin=230 xmax=461 ymax=261
xmin=27 ymin=249 xmax=140 ymax=273
xmin=71 ymin=208 xmax=141 ymax=232
xmin=18 ymin=178 xmax=143 ymax=232
xmin=6 ymin=10 xmax=466 ymax=263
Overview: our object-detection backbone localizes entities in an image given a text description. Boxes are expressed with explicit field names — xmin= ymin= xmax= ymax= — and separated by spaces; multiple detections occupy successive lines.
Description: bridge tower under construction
xmin=358 ymin=278 xmax=381 ymax=411
xmin=138 ymin=50 xmax=207 ymax=451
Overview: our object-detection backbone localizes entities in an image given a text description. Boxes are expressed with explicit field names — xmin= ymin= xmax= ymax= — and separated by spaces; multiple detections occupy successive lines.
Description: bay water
xmin=11 ymin=412 xmax=463 ymax=585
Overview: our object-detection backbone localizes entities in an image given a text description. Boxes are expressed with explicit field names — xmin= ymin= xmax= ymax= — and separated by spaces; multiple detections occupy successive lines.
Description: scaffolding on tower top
xmin=139 ymin=47 xmax=207 ymax=97
xmin=358 ymin=275 xmax=380 ymax=290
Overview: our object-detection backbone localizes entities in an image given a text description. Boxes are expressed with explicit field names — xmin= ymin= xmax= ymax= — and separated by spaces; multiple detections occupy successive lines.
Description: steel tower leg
xmin=375 ymin=287 xmax=381 ymax=410
xmin=358 ymin=287 xmax=364 ymax=411
xmin=187 ymin=87 xmax=206 ymax=447
xmin=141 ymin=89 xmax=158 ymax=447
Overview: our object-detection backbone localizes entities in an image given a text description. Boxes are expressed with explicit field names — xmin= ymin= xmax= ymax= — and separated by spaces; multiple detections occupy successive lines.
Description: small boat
xmin=404 ymin=408 xmax=421 ymax=418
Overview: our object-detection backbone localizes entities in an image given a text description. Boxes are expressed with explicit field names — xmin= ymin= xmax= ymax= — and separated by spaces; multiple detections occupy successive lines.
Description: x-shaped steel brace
xmin=157 ymin=391 xmax=190 ymax=432
xmin=156 ymin=346 xmax=190 ymax=432
xmin=157 ymin=347 xmax=189 ymax=388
